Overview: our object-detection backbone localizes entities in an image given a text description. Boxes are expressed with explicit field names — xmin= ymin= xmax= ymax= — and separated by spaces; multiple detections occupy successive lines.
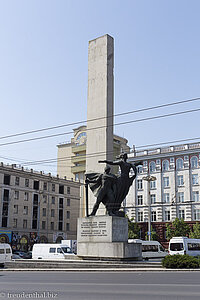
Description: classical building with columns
xmin=126 ymin=141 xmax=200 ymax=246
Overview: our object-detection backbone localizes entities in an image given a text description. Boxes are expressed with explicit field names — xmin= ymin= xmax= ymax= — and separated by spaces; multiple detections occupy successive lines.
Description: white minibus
xmin=169 ymin=237 xmax=200 ymax=256
xmin=128 ymin=240 xmax=167 ymax=260
xmin=32 ymin=243 xmax=75 ymax=260
xmin=0 ymin=244 xmax=12 ymax=266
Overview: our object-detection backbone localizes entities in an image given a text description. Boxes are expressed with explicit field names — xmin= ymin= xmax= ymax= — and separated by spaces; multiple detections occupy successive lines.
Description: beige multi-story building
xmin=57 ymin=125 xmax=130 ymax=182
xmin=126 ymin=141 xmax=200 ymax=246
xmin=0 ymin=163 xmax=81 ymax=251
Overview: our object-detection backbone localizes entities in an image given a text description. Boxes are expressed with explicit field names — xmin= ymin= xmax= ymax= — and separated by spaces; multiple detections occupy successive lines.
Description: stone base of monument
xmin=77 ymin=215 xmax=142 ymax=260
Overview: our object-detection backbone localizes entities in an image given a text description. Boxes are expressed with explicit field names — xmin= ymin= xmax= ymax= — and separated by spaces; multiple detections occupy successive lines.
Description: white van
xmin=169 ymin=237 xmax=200 ymax=256
xmin=32 ymin=243 xmax=75 ymax=260
xmin=0 ymin=244 xmax=12 ymax=266
xmin=128 ymin=240 xmax=167 ymax=260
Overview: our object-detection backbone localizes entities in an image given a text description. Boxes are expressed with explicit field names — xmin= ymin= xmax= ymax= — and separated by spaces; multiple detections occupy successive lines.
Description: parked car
xmin=0 ymin=244 xmax=12 ymax=266
xmin=32 ymin=244 xmax=74 ymax=259
xmin=12 ymin=253 xmax=22 ymax=260
xmin=23 ymin=251 xmax=32 ymax=259
xmin=128 ymin=239 xmax=167 ymax=260
xmin=169 ymin=236 xmax=200 ymax=256
xmin=13 ymin=251 xmax=27 ymax=258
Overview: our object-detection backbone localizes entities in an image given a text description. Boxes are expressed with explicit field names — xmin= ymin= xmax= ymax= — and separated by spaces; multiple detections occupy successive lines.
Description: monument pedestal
xmin=77 ymin=216 xmax=142 ymax=260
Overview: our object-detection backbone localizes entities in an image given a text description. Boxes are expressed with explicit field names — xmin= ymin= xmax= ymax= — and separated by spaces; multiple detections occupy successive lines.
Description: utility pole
xmin=143 ymin=175 xmax=157 ymax=241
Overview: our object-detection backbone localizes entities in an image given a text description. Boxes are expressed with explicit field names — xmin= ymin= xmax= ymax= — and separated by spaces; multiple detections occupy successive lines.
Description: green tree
xmin=190 ymin=222 xmax=200 ymax=238
xmin=166 ymin=218 xmax=190 ymax=240
xmin=127 ymin=217 xmax=140 ymax=239
xmin=145 ymin=225 xmax=158 ymax=241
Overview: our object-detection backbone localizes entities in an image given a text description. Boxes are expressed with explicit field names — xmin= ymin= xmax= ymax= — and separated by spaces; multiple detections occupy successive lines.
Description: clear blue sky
xmin=0 ymin=0 xmax=200 ymax=175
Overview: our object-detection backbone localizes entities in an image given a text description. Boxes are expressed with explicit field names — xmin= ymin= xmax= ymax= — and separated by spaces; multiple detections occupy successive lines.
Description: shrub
xmin=162 ymin=254 xmax=199 ymax=269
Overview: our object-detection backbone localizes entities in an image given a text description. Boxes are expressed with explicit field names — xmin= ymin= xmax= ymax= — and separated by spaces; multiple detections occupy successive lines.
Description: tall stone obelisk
xmin=86 ymin=34 xmax=114 ymax=214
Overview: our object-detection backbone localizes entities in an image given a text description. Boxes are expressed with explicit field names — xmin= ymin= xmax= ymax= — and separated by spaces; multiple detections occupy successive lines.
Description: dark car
xmin=13 ymin=251 xmax=27 ymax=258
xmin=23 ymin=251 xmax=32 ymax=259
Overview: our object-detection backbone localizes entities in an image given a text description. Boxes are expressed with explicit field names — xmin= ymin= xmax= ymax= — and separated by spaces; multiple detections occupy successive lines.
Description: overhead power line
xmin=0 ymin=106 xmax=200 ymax=148
xmin=15 ymin=136 xmax=200 ymax=167
xmin=0 ymin=96 xmax=200 ymax=141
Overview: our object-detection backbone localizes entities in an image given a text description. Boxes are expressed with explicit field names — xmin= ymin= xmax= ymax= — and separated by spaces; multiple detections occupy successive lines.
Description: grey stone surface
xmin=77 ymin=216 xmax=142 ymax=259
xmin=77 ymin=242 xmax=142 ymax=259
xmin=77 ymin=216 xmax=128 ymax=243
xmin=86 ymin=35 xmax=114 ymax=215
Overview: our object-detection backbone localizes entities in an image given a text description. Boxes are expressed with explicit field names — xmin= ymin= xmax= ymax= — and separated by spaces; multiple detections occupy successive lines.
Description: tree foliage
xmin=166 ymin=218 xmax=190 ymax=240
xmin=145 ymin=225 xmax=158 ymax=241
xmin=127 ymin=217 xmax=141 ymax=239
xmin=190 ymin=222 xmax=200 ymax=239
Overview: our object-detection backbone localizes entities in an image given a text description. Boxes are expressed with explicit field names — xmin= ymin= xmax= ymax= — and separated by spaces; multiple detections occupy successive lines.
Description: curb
xmin=1 ymin=268 xmax=200 ymax=272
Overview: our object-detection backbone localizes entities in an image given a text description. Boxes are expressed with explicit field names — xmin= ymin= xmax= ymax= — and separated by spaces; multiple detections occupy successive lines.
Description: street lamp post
xmin=143 ymin=175 xmax=157 ymax=241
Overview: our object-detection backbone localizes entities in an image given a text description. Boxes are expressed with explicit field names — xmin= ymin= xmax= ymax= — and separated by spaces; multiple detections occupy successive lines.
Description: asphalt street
xmin=0 ymin=271 xmax=200 ymax=300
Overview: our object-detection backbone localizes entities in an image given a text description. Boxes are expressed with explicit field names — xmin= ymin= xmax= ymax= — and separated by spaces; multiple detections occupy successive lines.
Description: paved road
xmin=0 ymin=271 xmax=200 ymax=300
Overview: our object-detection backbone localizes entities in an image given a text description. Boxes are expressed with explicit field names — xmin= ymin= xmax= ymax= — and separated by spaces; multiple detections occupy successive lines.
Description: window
xmin=194 ymin=209 xmax=200 ymax=220
xmin=163 ymin=177 xmax=169 ymax=188
xmin=52 ymin=184 xmax=55 ymax=192
xmin=192 ymin=174 xmax=198 ymax=185
xmin=13 ymin=219 xmax=17 ymax=228
xmin=14 ymin=191 xmax=19 ymax=200
xmin=170 ymin=243 xmax=183 ymax=251
xmin=59 ymin=185 xmax=64 ymax=194
xmin=58 ymin=222 xmax=63 ymax=231
xmin=52 ymin=196 xmax=55 ymax=204
xmin=59 ymin=198 xmax=63 ymax=208
xmin=191 ymin=156 xmax=198 ymax=168
xmin=24 ymin=192 xmax=29 ymax=201
xmin=51 ymin=209 xmax=55 ymax=217
xmin=14 ymin=205 xmax=18 ymax=214
xmin=137 ymin=166 xmax=143 ymax=174
xmin=25 ymin=179 xmax=29 ymax=187
xmin=23 ymin=219 xmax=27 ymax=229
xmin=149 ymin=161 xmax=156 ymax=173
xmin=67 ymin=211 xmax=70 ymax=219
xmin=177 ymin=175 xmax=184 ymax=186
xmin=178 ymin=209 xmax=185 ymax=220
xmin=67 ymin=187 xmax=70 ymax=194
xmin=177 ymin=192 xmax=184 ymax=203
xmin=137 ymin=195 xmax=143 ymax=205
xmin=137 ymin=211 xmax=143 ymax=222
xmin=67 ymin=199 xmax=70 ymax=206
xmin=33 ymin=194 xmax=38 ymax=205
xmin=49 ymin=248 xmax=56 ymax=253
xmin=165 ymin=210 xmax=170 ymax=221
xmin=75 ymin=174 xmax=79 ymax=181
xmin=33 ymin=180 xmax=39 ymax=190
xmin=176 ymin=158 xmax=184 ymax=169
xmin=43 ymin=182 xmax=47 ymax=190
xmin=150 ymin=194 xmax=156 ymax=204
xmin=162 ymin=160 xmax=169 ymax=171
xmin=150 ymin=180 xmax=156 ymax=189
xmin=163 ymin=193 xmax=170 ymax=203
xmin=23 ymin=206 xmax=28 ymax=215
xmin=15 ymin=177 xmax=20 ymax=186
xmin=193 ymin=191 xmax=199 ymax=202
xmin=51 ymin=222 xmax=54 ymax=230
xmin=151 ymin=211 xmax=156 ymax=222
xmin=3 ymin=189 xmax=9 ymax=202
xmin=42 ymin=221 xmax=46 ymax=229
xmin=43 ymin=195 xmax=47 ymax=203
xmin=66 ymin=223 xmax=70 ymax=231
xmin=137 ymin=179 xmax=143 ymax=190
xmin=188 ymin=243 xmax=200 ymax=251
xmin=4 ymin=175 xmax=10 ymax=185
xmin=42 ymin=208 xmax=46 ymax=217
